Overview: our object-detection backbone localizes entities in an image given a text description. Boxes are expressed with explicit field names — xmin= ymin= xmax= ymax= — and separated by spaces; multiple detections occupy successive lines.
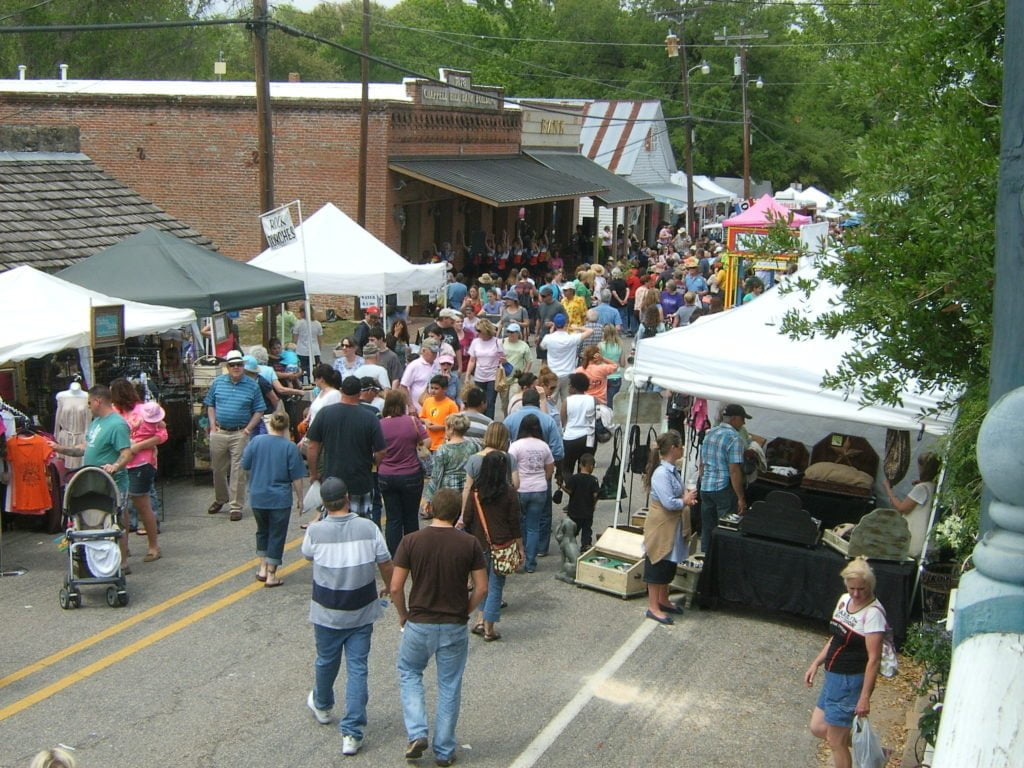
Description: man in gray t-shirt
xmin=536 ymin=285 xmax=565 ymax=361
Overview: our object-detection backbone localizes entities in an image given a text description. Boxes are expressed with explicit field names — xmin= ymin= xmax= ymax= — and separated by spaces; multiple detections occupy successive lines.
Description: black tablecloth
xmin=697 ymin=528 xmax=915 ymax=646
xmin=747 ymin=480 xmax=876 ymax=529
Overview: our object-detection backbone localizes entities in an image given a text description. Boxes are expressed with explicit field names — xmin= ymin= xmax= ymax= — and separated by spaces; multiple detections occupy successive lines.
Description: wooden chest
xmin=576 ymin=528 xmax=698 ymax=600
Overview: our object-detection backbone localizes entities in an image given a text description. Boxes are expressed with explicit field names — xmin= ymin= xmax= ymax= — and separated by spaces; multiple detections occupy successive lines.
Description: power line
xmin=0 ymin=0 xmax=58 ymax=24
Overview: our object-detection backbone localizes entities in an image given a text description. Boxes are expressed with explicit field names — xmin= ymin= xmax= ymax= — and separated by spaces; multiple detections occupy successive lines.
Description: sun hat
xmin=503 ymin=290 xmax=519 ymax=302
xmin=478 ymin=273 xmax=494 ymax=285
xmin=224 ymin=350 xmax=244 ymax=364
xmin=591 ymin=264 xmax=606 ymax=276
xmin=140 ymin=402 xmax=165 ymax=423
xmin=438 ymin=308 xmax=462 ymax=320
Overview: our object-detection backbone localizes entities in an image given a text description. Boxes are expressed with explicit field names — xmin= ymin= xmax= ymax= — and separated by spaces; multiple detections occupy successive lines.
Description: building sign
xmin=260 ymin=205 xmax=297 ymax=249
xmin=417 ymin=68 xmax=503 ymax=111
xmin=519 ymin=100 xmax=583 ymax=150
xmin=540 ymin=119 xmax=565 ymax=135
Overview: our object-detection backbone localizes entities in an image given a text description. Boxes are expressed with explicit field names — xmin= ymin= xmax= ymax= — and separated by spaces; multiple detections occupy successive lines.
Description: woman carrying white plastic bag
xmin=804 ymin=556 xmax=886 ymax=768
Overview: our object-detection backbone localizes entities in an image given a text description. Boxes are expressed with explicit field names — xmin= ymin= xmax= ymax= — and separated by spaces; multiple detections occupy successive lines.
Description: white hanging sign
xmin=260 ymin=207 xmax=297 ymax=249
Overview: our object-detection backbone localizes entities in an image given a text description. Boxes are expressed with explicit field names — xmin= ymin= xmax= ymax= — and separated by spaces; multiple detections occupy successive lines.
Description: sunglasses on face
xmin=228 ymin=362 xmax=244 ymax=368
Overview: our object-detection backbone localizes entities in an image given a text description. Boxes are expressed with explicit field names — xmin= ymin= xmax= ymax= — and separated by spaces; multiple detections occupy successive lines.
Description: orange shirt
xmin=576 ymin=363 xmax=618 ymax=405
xmin=7 ymin=434 xmax=54 ymax=512
xmin=419 ymin=396 xmax=460 ymax=451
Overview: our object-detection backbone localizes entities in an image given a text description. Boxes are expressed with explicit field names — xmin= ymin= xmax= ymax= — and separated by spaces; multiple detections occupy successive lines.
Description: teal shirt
xmin=84 ymin=411 xmax=131 ymax=493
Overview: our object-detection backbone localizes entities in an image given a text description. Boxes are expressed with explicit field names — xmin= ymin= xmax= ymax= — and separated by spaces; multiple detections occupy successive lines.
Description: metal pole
xmin=681 ymin=38 xmax=697 ymax=239
xmin=741 ymin=46 xmax=750 ymax=200
xmin=357 ymin=0 xmax=369 ymax=228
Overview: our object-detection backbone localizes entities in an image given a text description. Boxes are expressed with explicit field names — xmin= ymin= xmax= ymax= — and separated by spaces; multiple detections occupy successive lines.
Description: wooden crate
xmin=575 ymin=528 xmax=647 ymax=599
xmin=629 ymin=507 xmax=648 ymax=529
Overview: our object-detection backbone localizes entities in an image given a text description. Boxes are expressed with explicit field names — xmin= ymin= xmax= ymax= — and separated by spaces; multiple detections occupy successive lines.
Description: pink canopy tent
xmin=723 ymin=194 xmax=812 ymax=228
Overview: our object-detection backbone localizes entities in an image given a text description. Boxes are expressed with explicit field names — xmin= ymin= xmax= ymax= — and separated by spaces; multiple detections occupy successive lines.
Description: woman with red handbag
xmin=462 ymin=451 xmax=523 ymax=642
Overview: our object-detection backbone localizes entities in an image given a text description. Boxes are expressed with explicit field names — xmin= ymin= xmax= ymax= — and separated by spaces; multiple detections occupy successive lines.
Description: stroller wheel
xmin=105 ymin=586 xmax=120 ymax=608
xmin=59 ymin=588 xmax=71 ymax=610
xmin=117 ymin=591 xmax=130 ymax=607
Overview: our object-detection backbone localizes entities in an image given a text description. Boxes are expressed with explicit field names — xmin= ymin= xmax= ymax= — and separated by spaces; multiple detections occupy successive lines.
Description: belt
xmin=216 ymin=424 xmax=246 ymax=432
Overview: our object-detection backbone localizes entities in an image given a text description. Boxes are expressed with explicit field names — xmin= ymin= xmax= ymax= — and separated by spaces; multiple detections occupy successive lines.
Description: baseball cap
xmin=365 ymin=306 xmax=380 ymax=316
xmin=553 ymin=313 xmax=567 ymax=328
xmin=561 ymin=282 xmax=576 ymax=292
xmin=241 ymin=354 xmax=260 ymax=373
xmin=437 ymin=353 xmax=455 ymax=365
xmin=438 ymin=308 xmax=462 ymax=320
xmin=421 ymin=339 xmax=439 ymax=352
xmin=539 ymin=285 xmax=553 ymax=296
xmin=503 ymin=290 xmax=519 ymax=302
xmin=319 ymin=477 xmax=348 ymax=503
xmin=723 ymin=404 xmax=753 ymax=419
xmin=507 ymin=322 xmax=521 ymax=333
xmin=341 ymin=376 xmax=362 ymax=396
xmin=362 ymin=341 xmax=380 ymax=356
xmin=359 ymin=376 xmax=380 ymax=392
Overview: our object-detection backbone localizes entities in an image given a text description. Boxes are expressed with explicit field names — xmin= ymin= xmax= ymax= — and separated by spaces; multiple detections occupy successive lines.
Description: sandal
xmin=471 ymin=622 xmax=486 ymax=636
xmin=264 ymin=578 xmax=284 ymax=588
xmin=483 ymin=630 xmax=502 ymax=642
xmin=256 ymin=572 xmax=268 ymax=582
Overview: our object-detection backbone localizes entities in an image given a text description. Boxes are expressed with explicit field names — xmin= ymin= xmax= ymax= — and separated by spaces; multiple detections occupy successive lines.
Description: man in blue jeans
xmin=391 ymin=489 xmax=488 ymax=767
xmin=698 ymin=404 xmax=750 ymax=553
xmin=302 ymin=477 xmax=393 ymax=757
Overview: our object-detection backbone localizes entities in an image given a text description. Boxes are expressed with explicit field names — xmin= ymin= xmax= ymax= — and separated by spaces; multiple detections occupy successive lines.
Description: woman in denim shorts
xmin=804 ymin=557 xmax=886 ymax=768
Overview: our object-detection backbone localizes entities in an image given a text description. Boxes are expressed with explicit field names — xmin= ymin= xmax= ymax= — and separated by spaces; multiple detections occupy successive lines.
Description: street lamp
xmin=666 ymin=30 xmax=710 ymax=239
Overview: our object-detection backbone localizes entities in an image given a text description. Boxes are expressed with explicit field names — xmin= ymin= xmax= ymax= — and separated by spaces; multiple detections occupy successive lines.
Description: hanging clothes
xmin=6 ymin=433 xmax=53 ymax=512
xmin=55 ymin=390 xmax=90 ymax=471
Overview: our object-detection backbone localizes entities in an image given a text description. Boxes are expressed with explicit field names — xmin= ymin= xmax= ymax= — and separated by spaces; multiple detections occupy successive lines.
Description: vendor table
xmin=697 ymin=528 xmax=915 ymax=647
xmin=747 ymin=480 xmax=876 ymax=529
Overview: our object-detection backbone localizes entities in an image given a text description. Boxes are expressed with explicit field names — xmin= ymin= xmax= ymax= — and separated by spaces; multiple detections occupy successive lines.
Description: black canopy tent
xmin=58 ymin=228 xmax=305 ymax=315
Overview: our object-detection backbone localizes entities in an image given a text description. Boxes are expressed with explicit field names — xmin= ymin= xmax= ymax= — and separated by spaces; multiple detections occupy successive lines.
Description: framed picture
xmin=91 ymin=305 xmax=125 ymax=349
xmin=211 ymin=313 xmax=232 ymax=346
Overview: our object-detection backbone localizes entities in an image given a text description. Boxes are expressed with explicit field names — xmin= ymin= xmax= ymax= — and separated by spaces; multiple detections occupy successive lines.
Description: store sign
xmin=260 ymin=207 xmax=297 ymax=249
xmin=359 ymin=294 xmax=384 ymax=310
xmin=419 ymin=68 xmax=503 ymax=111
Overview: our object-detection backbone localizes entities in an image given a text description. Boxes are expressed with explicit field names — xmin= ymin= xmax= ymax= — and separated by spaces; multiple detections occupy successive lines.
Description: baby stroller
xmin=59 ymin=467 xmax=129 ymax=609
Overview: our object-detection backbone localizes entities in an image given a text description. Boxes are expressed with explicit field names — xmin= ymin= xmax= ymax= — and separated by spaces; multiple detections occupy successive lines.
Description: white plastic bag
xmin=303 ymin=480 xmax=322 ymax=516
xmin=852 ymin=716 xmax=886 ymax=768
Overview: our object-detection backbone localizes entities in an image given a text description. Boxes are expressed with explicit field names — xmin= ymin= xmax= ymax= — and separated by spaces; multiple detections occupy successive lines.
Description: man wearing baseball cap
xmin=698 ymin=403 xmax=752 ymax=553
xmin=540 ymin=313 xmax=595 ymax=402
xmin=354 ymin=342 xmax=391 ymax=393
xmin=535 ymin=284 xmax=565 ymax=362
xmin=352 ymin=305 xmax=382 ymax=356
xmin=400 ymin=339 xmax=440 ymax=409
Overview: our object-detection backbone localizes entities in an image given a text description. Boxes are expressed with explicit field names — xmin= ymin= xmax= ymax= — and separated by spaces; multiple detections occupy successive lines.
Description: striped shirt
xmin=203 ymin=374 xmax=264 ymax=428
xmin=464 ymin=410 xmax=492 ymax=441
xmin=301 ymin=513 xmax=391 ymax=630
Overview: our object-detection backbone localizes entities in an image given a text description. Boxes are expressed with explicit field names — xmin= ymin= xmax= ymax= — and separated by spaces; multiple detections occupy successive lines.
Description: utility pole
xmin=357 ymin=0 xmax=369 ymax=227
xmin=931 ymin=2 xmax=1024 ymax=764
xmin=714 ymin=29 xmax=767 ymax=200
xmin=253 ymin=0 xmax=274 ymax=224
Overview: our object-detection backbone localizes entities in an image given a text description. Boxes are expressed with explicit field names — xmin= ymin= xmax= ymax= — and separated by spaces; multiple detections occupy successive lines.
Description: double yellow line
xmin=0 ymin=537 xmax=307 ymax=722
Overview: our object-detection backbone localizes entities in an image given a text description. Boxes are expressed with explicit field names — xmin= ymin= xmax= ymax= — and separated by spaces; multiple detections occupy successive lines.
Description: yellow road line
xmin=0 ymin=557 xmax=309 ymax=722
xmin=0 ymin=535 xmax=304 ymax=691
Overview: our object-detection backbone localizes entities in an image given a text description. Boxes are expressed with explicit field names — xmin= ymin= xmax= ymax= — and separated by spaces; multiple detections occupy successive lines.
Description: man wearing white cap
xmin=354 ymin=342 xmax=391 ymax=393
xmin=500 ymin=322 xmax=534 ymax=416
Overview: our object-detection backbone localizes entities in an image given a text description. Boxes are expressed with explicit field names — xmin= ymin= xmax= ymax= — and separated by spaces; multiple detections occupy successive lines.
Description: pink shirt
xmin=468 ymin=336 xmax=504 ymax=383
xmin=508 ymin=437 xmax=553 ymax=493
xmin=119 ymin=403 xmax=168 ymax=469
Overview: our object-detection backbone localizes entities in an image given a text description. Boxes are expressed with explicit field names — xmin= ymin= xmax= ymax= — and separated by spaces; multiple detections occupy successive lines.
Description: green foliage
xmin=903 ymin=622 xmax=953 ymax=747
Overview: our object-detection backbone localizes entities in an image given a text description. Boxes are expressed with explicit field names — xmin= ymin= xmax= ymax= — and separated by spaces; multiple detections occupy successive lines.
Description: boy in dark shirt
xmin=564 ymin=453 xmax=600 ymax=549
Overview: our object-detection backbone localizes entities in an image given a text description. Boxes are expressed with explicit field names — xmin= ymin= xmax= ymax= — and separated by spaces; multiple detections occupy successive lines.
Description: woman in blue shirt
xmin=242 ymin=411 xmax=307 ymax=587
xmin=641 ymin=430 xmax=697 ymax=624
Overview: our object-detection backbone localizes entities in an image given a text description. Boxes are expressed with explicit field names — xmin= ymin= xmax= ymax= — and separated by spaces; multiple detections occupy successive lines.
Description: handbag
xmin=412 ymin=416 xmax=431 ymax=476
xmin=472 ymin=491 xmax=523 ymax=576
xmin=629 ymin=425 xmax=657 ymax=474
xmin=599 ymin=427 xmax=625 ymax=500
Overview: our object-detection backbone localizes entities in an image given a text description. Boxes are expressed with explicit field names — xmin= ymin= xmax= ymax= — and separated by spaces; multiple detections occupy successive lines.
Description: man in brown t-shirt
xmin=391 ymin=489 xmax=487 ymax=767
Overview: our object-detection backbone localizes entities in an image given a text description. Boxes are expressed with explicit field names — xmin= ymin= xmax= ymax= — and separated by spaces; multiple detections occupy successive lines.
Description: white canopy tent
xmin=0 ymin=266 xmax=197 ymax=363
xmin=248 ymin=202 xmax=447 ymax=296
xmin=627 ymin=268 xmax=955 ymax=435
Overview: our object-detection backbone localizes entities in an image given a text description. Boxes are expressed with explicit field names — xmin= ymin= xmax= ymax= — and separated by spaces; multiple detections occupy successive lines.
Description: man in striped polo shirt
xmin=204 ymin=350 xmax=265 ymax=521
xmin=302 ymin=477 xmax=393 ymax=757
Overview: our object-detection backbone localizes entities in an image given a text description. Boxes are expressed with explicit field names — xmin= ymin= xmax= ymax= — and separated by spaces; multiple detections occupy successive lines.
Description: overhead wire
xmin=0 ymin=0 xmax=59 ymax=23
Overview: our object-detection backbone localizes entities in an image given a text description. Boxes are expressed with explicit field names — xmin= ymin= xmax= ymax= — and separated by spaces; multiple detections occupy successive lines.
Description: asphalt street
xmin=0 ymin=463 xmax=825 ymax=768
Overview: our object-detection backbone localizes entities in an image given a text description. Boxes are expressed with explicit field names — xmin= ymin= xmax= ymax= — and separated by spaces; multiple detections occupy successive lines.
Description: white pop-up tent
xmin=248 ymin=202 xmax=447 ymax=296
xmin=0 ymin=266 xmax=197 ymax=363
xmin=627 ymin=268 xmax=955 ymax=436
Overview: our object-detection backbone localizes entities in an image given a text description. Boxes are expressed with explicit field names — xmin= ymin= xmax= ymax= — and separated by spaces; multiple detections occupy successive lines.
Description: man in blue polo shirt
xmin=204 ymin=349 xmax=265 ymax=521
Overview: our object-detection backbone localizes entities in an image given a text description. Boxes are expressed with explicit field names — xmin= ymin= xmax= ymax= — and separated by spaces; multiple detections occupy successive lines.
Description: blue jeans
xmin=380 ymin=472 xmax=424 ymax=556
xmin=398 ymin=622 xmax=469 ymax=762
xmin=606 ymin=377 xmax=622 ymax=410
xmin=312 ymin=622 xmax=373 ymax=739
xmin=481 ymin=551 xmax=506 ymax=623
xmin=474 ymin=378 xmax=497 ymax=419
xmin=700 ymin=486 xmax=738 ymax=554
xmin=253 ymin=506 xmax=290 ymax=564
xmin=617 ymin=304 xmax=632 ymax=333
xmin=519 ymin=490 xmax=548 ymax=571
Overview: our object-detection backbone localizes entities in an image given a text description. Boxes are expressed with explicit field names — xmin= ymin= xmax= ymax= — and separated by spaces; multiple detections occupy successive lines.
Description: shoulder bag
xmin=599 ymin=427 xmax=625 ymax=500
xmin=473 ymin=491 xmax=523 ymax=576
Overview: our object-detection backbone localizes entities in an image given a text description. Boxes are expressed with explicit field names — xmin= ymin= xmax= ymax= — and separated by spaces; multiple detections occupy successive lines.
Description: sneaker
xmin=307 ymin=690 xmax=331 ymax=724
xmin=435 ymin=756 xmax=456 ymax=767
xmin=342 ymin=735 xmax=363 ymax=756
xmin=405 ymin=737 xmax=429 ymax=759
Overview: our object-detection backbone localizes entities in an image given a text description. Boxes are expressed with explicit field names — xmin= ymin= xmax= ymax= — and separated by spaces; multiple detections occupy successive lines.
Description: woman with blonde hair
xmin=29 ymin=748 xmax=76 ymax=768
xmin=465 ymin=318 xmax=505 ymax=419
xmin=422 ymin=412 xmax=478 ymax=518
xmin=462 ymin=422 xmax=519 ymax=506
xmin=241 ymin=411 xmax=307 ymax=587
xmin=805 ymin=557 xmax=886 ymax=768
xmin=641 ymin=430 xmax=696 ymax=624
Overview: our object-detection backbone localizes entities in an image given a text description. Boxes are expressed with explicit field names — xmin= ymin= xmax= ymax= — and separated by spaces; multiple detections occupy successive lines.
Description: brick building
xmin=0 ymin=70 xmax=606 ymax=275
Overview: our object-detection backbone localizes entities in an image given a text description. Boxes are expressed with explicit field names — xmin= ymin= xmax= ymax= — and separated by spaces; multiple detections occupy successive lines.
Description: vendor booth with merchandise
xmin=613 ymin=266 xmax=955 ymax=644
xmin=0 ymin=266 xmax=196 ymax=535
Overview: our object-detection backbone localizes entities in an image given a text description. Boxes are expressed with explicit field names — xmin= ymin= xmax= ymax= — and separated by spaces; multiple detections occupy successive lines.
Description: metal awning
xmin=641 ymin=181 xmax=723 ymax=208
xmin=524 ymin=150 xmax=653 ymax=207
xmin=388 ymin=155 xmax=608 ymax=207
